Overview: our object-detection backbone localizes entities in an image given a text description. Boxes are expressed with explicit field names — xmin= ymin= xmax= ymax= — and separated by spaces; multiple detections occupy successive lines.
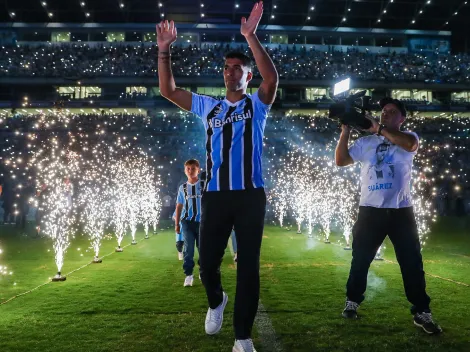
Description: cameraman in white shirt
xmin=335 ymin=97 xmax=442 ymax=334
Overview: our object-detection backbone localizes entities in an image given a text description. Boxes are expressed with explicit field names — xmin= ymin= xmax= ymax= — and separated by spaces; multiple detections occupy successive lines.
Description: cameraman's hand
xmin=364 ymin=113 xmax=379 ymax=134
xmin=341 ymin=124 xmax=352 ymax=134
xmin=175 ymin=224 xmax=181 ymax=234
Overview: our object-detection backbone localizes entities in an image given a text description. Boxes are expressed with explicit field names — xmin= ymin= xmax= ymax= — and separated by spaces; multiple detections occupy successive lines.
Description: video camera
xmin=328 ymin=78 xmax=372 ymax=130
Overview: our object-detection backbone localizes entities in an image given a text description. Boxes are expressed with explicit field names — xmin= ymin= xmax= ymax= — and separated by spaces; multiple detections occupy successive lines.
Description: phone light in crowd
xmin=333 ymin=78 xmax=351 ymax=96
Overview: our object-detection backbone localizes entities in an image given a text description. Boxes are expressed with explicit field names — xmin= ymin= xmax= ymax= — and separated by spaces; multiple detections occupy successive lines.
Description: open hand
xmin=364 ymin=113 xmax=379 ymax=134
xmin=156 ymin=20 xmax=177 ymax=49
xmin=341 ymin=124 xmax=352 ymax=134
xmin=241 ymin=1 xmax=263 ymax=37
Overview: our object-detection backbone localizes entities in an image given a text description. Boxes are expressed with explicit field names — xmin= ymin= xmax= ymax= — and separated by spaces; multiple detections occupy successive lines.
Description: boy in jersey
xmin=335 ymin=97 xmax=442 ymax=334
xmin=157 ymin=2 xmax=278 ymax=351
xmin=175 ymin=159 xmax=204 ymax=287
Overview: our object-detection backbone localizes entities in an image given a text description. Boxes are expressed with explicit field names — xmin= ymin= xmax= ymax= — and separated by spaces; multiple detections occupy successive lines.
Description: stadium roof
xmin=2 ymin=0 xmax=469 ymax=50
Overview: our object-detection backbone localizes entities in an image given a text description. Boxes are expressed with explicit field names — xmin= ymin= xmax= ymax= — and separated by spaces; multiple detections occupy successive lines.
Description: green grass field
xmin=0 ymin=218 xmax=469 ymax=352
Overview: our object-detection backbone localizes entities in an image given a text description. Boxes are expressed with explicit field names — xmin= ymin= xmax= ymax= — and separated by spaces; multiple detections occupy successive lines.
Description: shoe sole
xmin=342 ymin=313 xmax=358 ymax=319
xmin=206 ymin=293 xmax=228 ymax=335
xmin=413 ymin=321 xmax=442 ymax=334
xmin=233 ymin=346 xmax=257 ymax=352
xmin=233 ymin=347 xmax=257 ymax=352
xmin=342 ymin=310 xmax=358 ymax=319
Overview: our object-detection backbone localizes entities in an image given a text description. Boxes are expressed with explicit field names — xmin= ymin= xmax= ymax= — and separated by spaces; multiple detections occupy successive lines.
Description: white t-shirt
xmin=348 ymin=132 xmax=418 ymax=209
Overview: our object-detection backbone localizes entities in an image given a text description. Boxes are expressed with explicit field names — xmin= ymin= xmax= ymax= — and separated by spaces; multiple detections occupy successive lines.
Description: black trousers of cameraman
xmin=346 ymin=206 xmax=431 ymax=314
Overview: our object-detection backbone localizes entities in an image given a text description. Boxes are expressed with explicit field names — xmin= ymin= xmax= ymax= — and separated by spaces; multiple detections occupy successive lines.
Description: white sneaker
xmin=205 ymin=292 xmax=228 ymax=335
xmin=178 ymin=252 xmax=183 ymax=260
xmin=233 ymin=339 xmax=257 ymax=352
xmin=184 ymin=275 xmax=193 ymax=287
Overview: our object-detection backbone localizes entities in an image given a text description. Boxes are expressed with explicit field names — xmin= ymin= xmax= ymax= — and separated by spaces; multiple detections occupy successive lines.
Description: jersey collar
xmin=223 ymin=94 xmax=247 ymax=107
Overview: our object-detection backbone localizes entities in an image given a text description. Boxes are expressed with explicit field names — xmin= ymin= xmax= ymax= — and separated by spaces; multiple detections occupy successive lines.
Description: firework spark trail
xmin=139 ymin=174 xmax=162 ymax=239
xmin=31 ymin=133 xmax=80 ymax=275
xmin=78 ymin=183 xmax=110 ymax=259
xmin=332 ymin=170 xmax=358 ymax=247
xmin=269 ymin=141 xmax=360 ymax=245
xmin=110 ymin=159 xmax=131 ymax=249
xmin=107 ymin=151 xmax=161 ymax=247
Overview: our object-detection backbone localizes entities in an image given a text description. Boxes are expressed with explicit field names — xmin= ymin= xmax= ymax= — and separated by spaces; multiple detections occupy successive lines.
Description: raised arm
xmin=241 ymin=1 xmax=279 ymax=105
xmin=156 ymin=20 xmax=192 ymax=111
xmin=335 ymin=125 xmax=354 ymax=167
xmin=365 ymin=115 xmax=419 ymax=152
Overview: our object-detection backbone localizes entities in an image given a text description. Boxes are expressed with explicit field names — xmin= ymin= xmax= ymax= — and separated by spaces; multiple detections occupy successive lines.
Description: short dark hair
xmin=224 ymin=52 xmax=253 ymax=71
xmin=379 ymin=97 xmax=407 ymax=118
xmin=184 ymin=159 xmax=200 ymax=168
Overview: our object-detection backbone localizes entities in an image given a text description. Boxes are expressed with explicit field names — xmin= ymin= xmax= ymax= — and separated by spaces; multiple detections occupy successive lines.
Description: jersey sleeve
xmin=176 ymin=185 xmax=184 ymax=205
xmin=191 ymin=93 xmax=218 ymax=119
xmin=251 ymin=90 xmax=272 ymax=120
xmin=348 ymin=137 xmax=364 ymax=163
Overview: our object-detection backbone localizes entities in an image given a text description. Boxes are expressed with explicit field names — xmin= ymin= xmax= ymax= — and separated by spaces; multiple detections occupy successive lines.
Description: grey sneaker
xmin=342 ymin=300 xmax=359 ymax=319
xmin=414 ymin=312 xmax=443 ymax=334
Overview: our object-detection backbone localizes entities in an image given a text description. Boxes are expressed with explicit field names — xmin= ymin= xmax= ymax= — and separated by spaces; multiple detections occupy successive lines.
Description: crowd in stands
xmin=1 ymin=43 xmax=470 ymax=83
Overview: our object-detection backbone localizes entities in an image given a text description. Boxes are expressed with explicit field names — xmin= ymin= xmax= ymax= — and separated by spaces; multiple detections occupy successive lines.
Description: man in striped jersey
xmin=157 ymin=2 xmax=278 ymax=351
xmin=175 ymin=159 xmax=204 ymax=287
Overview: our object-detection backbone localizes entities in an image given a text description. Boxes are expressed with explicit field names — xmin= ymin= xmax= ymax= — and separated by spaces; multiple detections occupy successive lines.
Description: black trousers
xmin=346 ymin=206 xmax=431 ymax=314
xmin=199 ymin=187 xmax=266 ymax=340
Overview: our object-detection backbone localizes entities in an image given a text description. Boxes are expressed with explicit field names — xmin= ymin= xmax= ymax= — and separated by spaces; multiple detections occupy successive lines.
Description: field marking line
xmin=308 ymin=234 xmax=470 ymax=288
xmin=228 ymin=233 xmax=284 ymax=352
xmin=0 ymin=234 xmax=155 ymax=306
xmin=381 ymin=258 xmax=470 ymax=287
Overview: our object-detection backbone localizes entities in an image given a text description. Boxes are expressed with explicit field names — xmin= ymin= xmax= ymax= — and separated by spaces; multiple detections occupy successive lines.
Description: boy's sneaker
xmin=342 ymin=300 xmax=359 ymax=319
xmin=178 ymin=252 xmax=183 ymax=260
xmin=233 ymin=339 xmax=257 ymax=352
xmin=184 ymin=275 xmax=193 ymax=287
xmin=414 ymin=312 xmax=443 ymax=334
xmin=205 ymin=292 xmax=228 ymax=335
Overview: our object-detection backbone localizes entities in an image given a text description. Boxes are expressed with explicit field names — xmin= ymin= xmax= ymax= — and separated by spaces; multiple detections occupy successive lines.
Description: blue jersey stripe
xmin=243 ymin=97 xmax=254 ymax=189
xmin=190 ymin=184 xmax=197 ymax=221
xmin=220 ymin=106 xmax=236 ymax=191
xmin=231 ymin=116 xmax=244 ymax=190
xmin=205 ymin=103 xmax=221 ymax=190
xmin=183 ymin=183 xmax=189 ymax=219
